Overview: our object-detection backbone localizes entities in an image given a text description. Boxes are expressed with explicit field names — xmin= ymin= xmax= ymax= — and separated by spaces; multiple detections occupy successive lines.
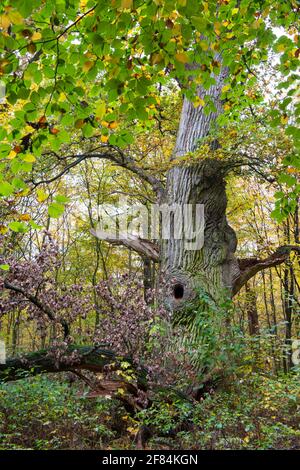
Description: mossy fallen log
xmin=0 ymin=345 xmax=147 ymax=390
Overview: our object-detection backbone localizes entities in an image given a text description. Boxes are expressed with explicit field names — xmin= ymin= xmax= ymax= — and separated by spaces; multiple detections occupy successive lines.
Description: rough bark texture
xmin=0 ymin=345 xmax=127 ymax=381
xmin=91 ymin=229 xmax=159 ymax=262
xmin=161 ymin=63 xmax=240 ymax=309
xmin=174 ymin=56 xmax=228 ymax=157
xmin=0 ymin=345 xmax=147 ymax=394
xmin=161 ymin=160 xmax=239 ymax=309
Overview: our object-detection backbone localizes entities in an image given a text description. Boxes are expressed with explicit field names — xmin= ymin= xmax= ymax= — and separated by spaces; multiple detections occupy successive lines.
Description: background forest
xmin=0 ymin=0 xmax=299 ymax=451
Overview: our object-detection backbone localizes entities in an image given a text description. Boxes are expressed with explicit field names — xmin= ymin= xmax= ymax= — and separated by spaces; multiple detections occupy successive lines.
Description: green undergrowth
xmin=0 ymin=369 xmax=299 ymax=450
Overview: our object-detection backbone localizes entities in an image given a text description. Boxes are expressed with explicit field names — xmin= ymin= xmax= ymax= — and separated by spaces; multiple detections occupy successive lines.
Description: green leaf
xmin=82 ymin=123 xmax=94 ymax=138
xmin=54 ymin=195 xmax=70 ymax=204
xmin=0 ymin=264 xmax=10 ymax=271
xmin=95 ymin=100 xmax=106 ymax=119
xmin=9 ymin=221 xmax=28 ymax=233
xmin=0 ymin=182 xmax=14 ymax=197
xmin=278 ymin=173 xmax=297 ymax=187
xmin=22 ymin=153 xmax=36 ymax=163
xmin=48 ymin=202 xmax=65 ymax=218
xmin=29 ymin=220 xmax=43 ymax=230
xmin=191 ymin=16 xmax=208 ymax=31
xmin=12 ymin=178 xmax=27 ymax=190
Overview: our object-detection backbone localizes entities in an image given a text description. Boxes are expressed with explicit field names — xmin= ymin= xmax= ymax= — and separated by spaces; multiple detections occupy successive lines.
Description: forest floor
xmin=0 ymin=369 xmax=299 ymax=450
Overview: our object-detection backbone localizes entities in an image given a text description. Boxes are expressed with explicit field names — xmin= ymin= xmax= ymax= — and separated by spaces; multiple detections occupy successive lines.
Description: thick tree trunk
xmin=161 ymin=69 xmax=240 ymax=310
xmin=161 ymin=161 xmax=239 ymax=309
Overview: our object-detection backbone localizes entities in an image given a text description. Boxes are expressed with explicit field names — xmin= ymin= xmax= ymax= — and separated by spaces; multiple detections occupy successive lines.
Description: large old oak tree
xmin=0 ymin=0 xmax=299 ymax=400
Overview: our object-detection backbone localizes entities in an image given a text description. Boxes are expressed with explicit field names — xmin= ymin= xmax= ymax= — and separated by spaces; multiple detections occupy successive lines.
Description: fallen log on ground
xmin=0 ymin=345 xmax=146 ymax=388
xmin=0 ymin=345 xmax=224 ymax=448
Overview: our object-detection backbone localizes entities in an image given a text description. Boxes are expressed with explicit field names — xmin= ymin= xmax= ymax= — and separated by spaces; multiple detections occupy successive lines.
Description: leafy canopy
xmin=0 ymin=0 xmax=299 ymax=229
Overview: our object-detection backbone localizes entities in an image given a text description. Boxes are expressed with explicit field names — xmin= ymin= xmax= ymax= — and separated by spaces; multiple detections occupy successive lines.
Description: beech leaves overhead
xmin=0 ymin=0 xmax=299 ymax=228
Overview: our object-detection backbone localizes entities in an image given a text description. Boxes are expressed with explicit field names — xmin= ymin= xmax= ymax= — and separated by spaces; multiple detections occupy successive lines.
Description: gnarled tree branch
xmin=233 ymin=245 xmax=300 ymax=296
xmin=29 ymin=146 xmax=165 ymax=196
xmin=0 ymin=345 xmax=147 ymax=411
xmin=0 ymin=345 xmax=116 ymax=381
xmin=91 ymin=229 xmax=160 ymax=262
xmin=0 ymin=345 xmax=216 ymax=415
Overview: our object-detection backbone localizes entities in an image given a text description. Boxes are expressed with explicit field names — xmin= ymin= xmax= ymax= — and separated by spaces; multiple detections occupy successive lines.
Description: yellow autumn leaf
xmin=95 ymin=101 xmax=106 ymax=119
xmin=120 ymin=0 xmax=133 ymax=9
xmin=222 ymin=85 xmax=230 ymax=93
xmin=109 ymin=121 xmax=118 ymax=130
xmin=82 ymin=61 xmax=94 ymax=72
xmin=22 ymin=154 xmax=36 ymax=163
xmin=193 ymin=96 xmax=205 ymax=108
xmin=19 ymin=214 xmax=31 ymax=221
xmin=151 ymin=52 xmax=163 ymax=65
xmin=101 ymin=135 xmax=109 ymax=143
xmin=232 ymin=7 xmax=239 ymax=15
xmin=277 ymin=44 xmax=286 ymax=53
xmin=281 ymin=115 xmax=288 ymax=125
xmin=58 ymin=92 xmax=67 ymax=102
xmin=20 ymin=188 xmax=30 ymax=197
xmin=7 ymin=150 xmax=17 ymax=160
xmin=8 ymin=11 xmax=24 ymax=25
xmin=212 ymin=42 xmax=220 ymax=51
xmin=214 ymin=22 xmax=221 ymax=35
xmin=32 ymin=31 xmax=42 ymax=41
xmin=37 ymin=189 xmax=48 ymax=203
xmin=23 ymin=124 xmax=35 ymax=133
xmin=101 ymin=120 xmax=110 ymax=128
xmin=0 ymin=15 xmax=10 ymax=29
xmin=127 ymin=426 xmax=139 ymax=434
xmin=0 ymin=225 xmax=8 ymax=234
xmin=175 ymin=52 xmax=189 ymax=63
